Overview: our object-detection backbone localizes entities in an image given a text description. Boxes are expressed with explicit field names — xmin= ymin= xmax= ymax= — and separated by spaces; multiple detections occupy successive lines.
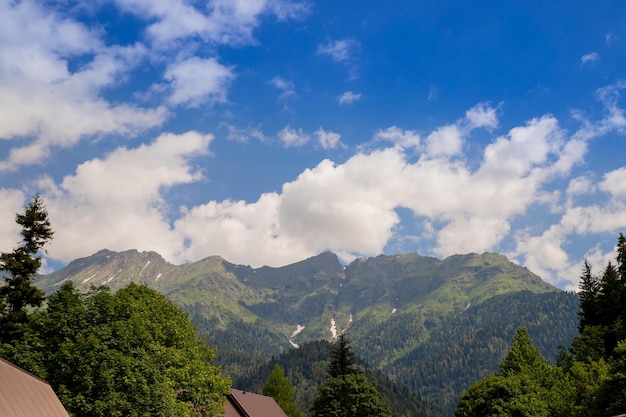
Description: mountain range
xmin=36 ymin=249 xmax=580 ymax=415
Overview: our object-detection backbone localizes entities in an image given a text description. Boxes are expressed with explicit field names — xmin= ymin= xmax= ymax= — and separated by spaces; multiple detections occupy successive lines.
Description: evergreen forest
xmin=455 ymin=234 xmax=626 ymax=417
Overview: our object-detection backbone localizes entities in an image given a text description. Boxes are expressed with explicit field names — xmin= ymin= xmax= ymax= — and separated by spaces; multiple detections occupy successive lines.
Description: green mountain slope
xmin=235 ymin=340 xmax=445 ymax=417
xmin=36 ymin=249 xmax=578 ymax=415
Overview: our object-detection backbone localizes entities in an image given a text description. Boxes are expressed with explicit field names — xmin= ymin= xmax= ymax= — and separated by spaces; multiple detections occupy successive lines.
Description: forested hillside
xmin=235 ymin=339 xmax=444 ymax=417
xmin=456 ymin=234 xmax=626 ymax=417
xmin=35 ymin=246 xmax=581 ymax=416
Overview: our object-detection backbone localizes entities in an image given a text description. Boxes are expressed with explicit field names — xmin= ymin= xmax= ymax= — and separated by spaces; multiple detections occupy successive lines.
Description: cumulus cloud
xmin=0 ymin=1 xmax=167 ymax=171
xmin=39 ymin=131 xmax=213 ymax=263
xmin=278 ymin=126 xmax=310 ymax=147
xmin=315 ymin=128 xmax=343 ymax=149
xmin=599 ymin=167 xmax=626 ymax=198
xmin=373 ymin=126 xmax=421 ymax=149
xmin=338 ymin=91 xmax=362 ymax=105
xmin=567 ymin=176 xmax=594 ymax=197
xmin=425 ymin=125 xmax=463 ymax=158
xmin=165 ymin=57 xmax=235 ymax=107
xmin=2 ymin=87 xmax=625 ymax=289
xmin=464 ymin=102 xmax=499 ymax=130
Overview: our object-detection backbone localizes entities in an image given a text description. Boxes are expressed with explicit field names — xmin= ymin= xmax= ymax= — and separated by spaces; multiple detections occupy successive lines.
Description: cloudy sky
xmin=1 ymin=0 xmax=626 ymax=290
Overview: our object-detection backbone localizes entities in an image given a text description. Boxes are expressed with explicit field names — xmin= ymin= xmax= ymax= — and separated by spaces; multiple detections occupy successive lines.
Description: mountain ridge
xmin=35 ymin=248 xmax=577 ymax=416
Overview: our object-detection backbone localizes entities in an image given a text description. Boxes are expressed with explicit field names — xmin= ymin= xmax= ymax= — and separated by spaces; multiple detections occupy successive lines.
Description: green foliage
xmin=499 ymin=327 xmax=547 ymax=377
xmin=262 ymin=364 xmax=303 ymax=417
xmin=311 ymin=334 xmax=392 ymax=417
xmin=311 ymin=373 xmax=393 ymax=417
xmin=456 ymin=327 xmax=573 ymax=417
xmin=591 ymin=340 xmax=626 ymax=417
xmin=35 ymin=244 xmax=581 ymax=416
xmin=327 ymin=333 xmax=357 ymax=378
xmin=2 ymin=282 xmax=231 ymax=417
xmin=233 ymin=339 xmax=443 ymax=417
xmin=0 ymin=195 xmax=53 ymax=341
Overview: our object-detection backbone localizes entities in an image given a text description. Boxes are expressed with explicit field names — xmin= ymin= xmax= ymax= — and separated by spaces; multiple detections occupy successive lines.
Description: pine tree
xmin=0 ymin=195 xmax=53 ymax=341
xmin=262 ymin=364 xmax=303 ymax=417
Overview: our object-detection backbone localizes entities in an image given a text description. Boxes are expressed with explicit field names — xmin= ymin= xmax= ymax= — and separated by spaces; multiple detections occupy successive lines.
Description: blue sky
xmin=1 ymin=0 xmax=626 ymax=290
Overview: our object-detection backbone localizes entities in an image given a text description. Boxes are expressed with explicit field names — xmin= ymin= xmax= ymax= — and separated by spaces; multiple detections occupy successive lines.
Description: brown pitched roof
xmin=0 ymin=358 xmax=70 ymax=417
xmin=224 ymin=389 xmax=289 ymax=417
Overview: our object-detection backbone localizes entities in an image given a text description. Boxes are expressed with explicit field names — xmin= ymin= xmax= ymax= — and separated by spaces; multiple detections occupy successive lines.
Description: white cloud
xmin=0 ymin=189 xmax=27 ymax=253
xmin=165 ymin=57 xmax=235 ymax=107
xmin=425 ymin=125 xmax=463 ymax=158
xmin=567 ymin=176 xmax=594 ymax=196
xmin=338 ymin=91 xmax=362 ymax=105
xmin=39 ymin=131 xmax=213 ymax=263
xmin=373 ymin=126 xmax=420 ymax=149
xmin=269 ymin=76 xmax=296 ymax=100
xmin=318 ymin=38 xmax=360 ymax=78
xmin=315 ymin=128 xmax=343 ymax=149
xmin=221 ymin=123 xmax=268 ymax=143
xmin=0 ymin=1 xmax=167 ymax=171
xmin=114 ymin=0 xmax=308 ymax=48
xmin=317 ymin=39 xmax=360 ymax=62
xmin=581 ymin=52 xmax=599 ymax=64
xmin=278 ymin=126 xmax=310 ymax=147
xmin=464 ymin=102 xmax=499 ymax=130
xmin=599 ymin=167 xmax=626 ymax=199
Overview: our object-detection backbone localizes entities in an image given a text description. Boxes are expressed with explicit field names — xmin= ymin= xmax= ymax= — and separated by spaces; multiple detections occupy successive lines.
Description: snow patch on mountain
xmin=288 ymin=324 xmax=305 ymax=348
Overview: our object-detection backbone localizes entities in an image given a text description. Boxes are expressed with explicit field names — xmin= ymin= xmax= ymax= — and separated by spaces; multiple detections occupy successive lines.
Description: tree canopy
xmin=262 ymin=364 xmax=303 ymax=417
xmin=41 ymin=282 xmax=232 ymax=417
xmin=311 ymin=332 xmax=392 ymax=417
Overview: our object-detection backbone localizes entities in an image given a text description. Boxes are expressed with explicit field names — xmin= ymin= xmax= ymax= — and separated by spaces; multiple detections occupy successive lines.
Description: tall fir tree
xmin=327 ymin=332 xmax=357 ymax=378
xmin=0 ymin=195 xmax=53 ymax=342
xmin=577 ymin=259 xmax=600 ymax=332
xmin=312 ymin=332 xmax=392 ymax=417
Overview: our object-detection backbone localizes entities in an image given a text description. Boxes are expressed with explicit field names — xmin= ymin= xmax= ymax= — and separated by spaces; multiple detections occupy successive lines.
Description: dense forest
xmin=455 ymin=234 xmax=626 ymax=417
xmin=192 ymin=289 xmax=578 ymax=415
xmin=234 ymin=338 xmax=444 ymax=417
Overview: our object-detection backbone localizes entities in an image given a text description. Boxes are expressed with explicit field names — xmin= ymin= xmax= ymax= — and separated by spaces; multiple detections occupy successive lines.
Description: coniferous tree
xmin=578 ymin=260 xmax=600 ymax=332
xmin=598 ymin=262 xmax=622 ymax=354
xmin=327 ymin=332 xmax=357 ymax=378
xmin=616 ymin=233 xmax=626 ymax=284
xmin=499 ymin=327 xmax=547 ymax=378
xmin=262 ymin=364 xmax=303 ymax=417
xmin=456 ymin=327 xmax=573 ymax=417
xmin=0 ymin=195 xmax=53 ymax=341
xmin=312 ymin=332 xmax=392 ymax=417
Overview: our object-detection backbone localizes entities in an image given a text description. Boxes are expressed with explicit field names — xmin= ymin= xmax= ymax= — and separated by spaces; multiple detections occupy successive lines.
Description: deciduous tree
xmin=262 ymin=364 xmax=303 ymax=417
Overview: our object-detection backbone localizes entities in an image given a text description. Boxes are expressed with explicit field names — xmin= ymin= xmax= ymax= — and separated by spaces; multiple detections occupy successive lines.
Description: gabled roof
xmin=0 ymin=358 xmax=70 ymax=417
xmin=224 ymin=389 xmax=289 ymax=417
